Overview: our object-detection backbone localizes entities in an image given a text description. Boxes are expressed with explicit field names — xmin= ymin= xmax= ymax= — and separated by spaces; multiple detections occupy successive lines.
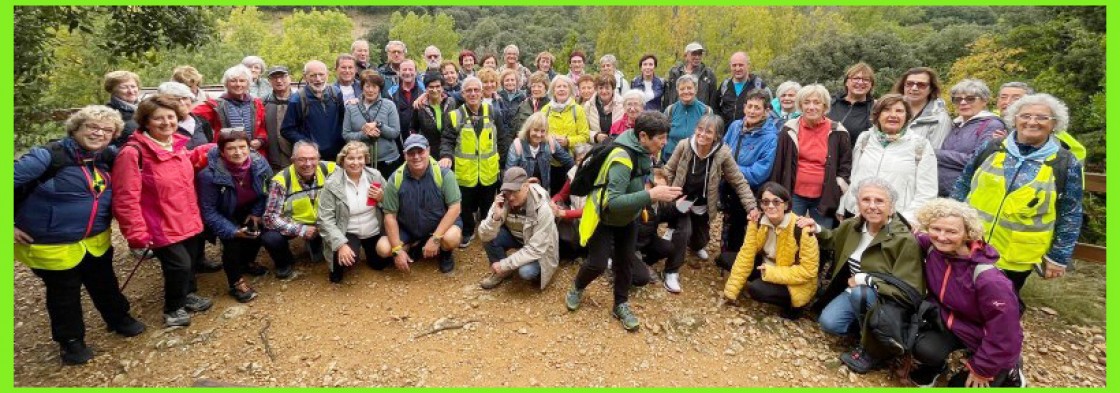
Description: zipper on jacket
xmin=938 ymin=264 xmax=955 ymax=330
xmin=985 ymin=164 xmax=1024 ymax=243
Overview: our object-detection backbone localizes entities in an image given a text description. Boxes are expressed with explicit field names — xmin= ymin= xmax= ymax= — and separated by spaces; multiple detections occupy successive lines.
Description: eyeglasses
xmin=859 ymin=199 xmax=889 ymax=207
xmin=759 ymin=198 xmax=785 ymax=207
xmin=1016 ymin=114 xmax=1054 ymax=122
xmin=294 ymin=157 xmax=319 ymax=164
xmin=905 ymin=81 xmax=930 ymax=89
xmin=83 ymin=124 xmax=115 ymax=135
xmin=848 ymin=77 xmax=871 ymax=85
xmin=951 ymin=95 xmax=981 ymax=104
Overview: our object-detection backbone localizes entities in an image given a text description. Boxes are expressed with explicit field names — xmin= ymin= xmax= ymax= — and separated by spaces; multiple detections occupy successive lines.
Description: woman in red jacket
xmin=192 ymin=64 xmax=269 ymax=157
xmin=112 ymin=94 xmax=211 ymax=328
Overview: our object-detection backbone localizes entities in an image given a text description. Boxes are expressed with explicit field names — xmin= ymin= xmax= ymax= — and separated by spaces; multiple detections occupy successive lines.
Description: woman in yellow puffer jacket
xmin=723 ymin=182 xmax=819 ymax=319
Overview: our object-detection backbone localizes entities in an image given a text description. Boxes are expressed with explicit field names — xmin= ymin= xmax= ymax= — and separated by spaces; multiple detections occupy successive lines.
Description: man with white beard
xmin=281 ymin=60 xmax=346 ymax=159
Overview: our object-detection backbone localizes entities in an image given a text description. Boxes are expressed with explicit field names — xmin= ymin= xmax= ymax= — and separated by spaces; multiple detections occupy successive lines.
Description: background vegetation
xmin=13 ymin=6 xmax=1105 ymax=249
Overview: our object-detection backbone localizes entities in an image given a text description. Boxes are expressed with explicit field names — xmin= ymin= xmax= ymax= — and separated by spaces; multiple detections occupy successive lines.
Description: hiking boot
xmin=163 ymin=308 xmax=191 ymax=327
xmin=479 ymin=272 xmax=510 ymax=290
xmin=459 ymin=234 xmax=474 ymax=249
xmin=184 ymin=293 xmax=213 ymax=313
xmin=663 ymin=272 xmax=682 ymax=294
xmin=909 ymin=364 xmax=946 ymax=387
xmin=197 ymin=258 xmax=223 ymax=273
xmin=246 ymin=262 xmax=268 ymax=277
xmin=565 ymin=287 xmax=583 ymax=311
xmin=229 ymin=278 xmax=258 ymax=303
xmin=439 ymin=253 xmax=455 ymax=273
xmin=107 ymin=315 xmax=146 ymax=337
xmin=275 ymin=265 xmax=294 ymax=280
xmin=60 ymin=339 xmax=93 ymax=365
xmin=696 ymin=248 xmax=710 ymax=260
xmin=840 ymin=346 xmax=883 ymax=374
xmin=612 ymin=303 xmax=641 ymax=331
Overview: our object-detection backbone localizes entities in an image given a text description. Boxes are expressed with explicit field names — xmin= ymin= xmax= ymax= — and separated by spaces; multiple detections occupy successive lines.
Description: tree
xmin=259 ymin=9 xmax=353 ymax=80
xmin=387 ymin=11 xmax=461 ymax=66
xmin=769 ymin=29 xmax=920 ymax=96
xmin=218 ymin=6 xmax=271 ymax=57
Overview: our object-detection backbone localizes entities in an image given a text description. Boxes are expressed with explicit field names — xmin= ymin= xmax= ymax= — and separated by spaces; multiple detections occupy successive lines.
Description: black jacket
xmin=828 ymin=90 xmax=875 ymax=148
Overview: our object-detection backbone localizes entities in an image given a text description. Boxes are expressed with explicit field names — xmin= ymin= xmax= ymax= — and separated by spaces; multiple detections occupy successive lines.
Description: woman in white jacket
xmin=839 ymin=94 xmax=937 ymax=224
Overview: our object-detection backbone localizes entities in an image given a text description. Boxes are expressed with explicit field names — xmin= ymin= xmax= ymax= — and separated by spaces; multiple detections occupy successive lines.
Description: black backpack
xmin=568 ymin=142 xmax=639 ymax=197
xmin=15 ymin=141 xmax=70 ymax=211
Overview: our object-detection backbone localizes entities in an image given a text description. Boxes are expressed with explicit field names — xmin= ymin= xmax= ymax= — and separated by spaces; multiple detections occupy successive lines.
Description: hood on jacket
xmin=688 ymin=136 xmax=722 ymax=160
xmin=953 ymin=110 xmax=1000 ymax=126
xmin=914 ymin=98 xmax=950 ymax=123
xmin=934 ymin=239 xmax=1001 ymax=266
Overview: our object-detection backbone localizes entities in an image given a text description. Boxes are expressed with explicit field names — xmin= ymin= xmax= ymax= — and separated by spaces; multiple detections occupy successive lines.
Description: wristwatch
xmin=431 ymin=234 xmax=443 ymax=243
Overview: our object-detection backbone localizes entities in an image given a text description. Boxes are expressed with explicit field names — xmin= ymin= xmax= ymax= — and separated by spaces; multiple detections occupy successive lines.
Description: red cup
xmin=367 ymin=182 xmax=382 ymax=206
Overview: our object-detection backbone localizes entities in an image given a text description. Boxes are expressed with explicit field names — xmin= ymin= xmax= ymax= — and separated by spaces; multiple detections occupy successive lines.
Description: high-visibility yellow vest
xmin=967 ymin=148 xmax=1059 ymax=272
xmin=392 ymin=158 xmax=443 ymax=188
xmin=14 ymin=230 xmax=112 ymax=271
xmin=449 ymin=103 xmax=499 ymax=187
xmin=577 ymin=148 xmax=633 ymax=246
xmin=272 ymin=162 xmax=336 ymax=225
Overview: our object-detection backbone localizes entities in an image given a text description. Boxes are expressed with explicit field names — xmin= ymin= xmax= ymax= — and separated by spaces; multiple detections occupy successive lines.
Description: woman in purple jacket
xmin=935 ymin=79 xmax=1006 ymax=196
xmin=909 ymin=198 xmax=1025 ymax=388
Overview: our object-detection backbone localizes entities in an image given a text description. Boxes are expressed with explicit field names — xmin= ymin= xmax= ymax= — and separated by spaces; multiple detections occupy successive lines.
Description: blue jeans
xmin=482 ymin=226 xmax=541 ymax=281
xmin=791 ymin=195 xmax=835 ymax=229
xmin=818 ymin=285 xmax=877 ymax=337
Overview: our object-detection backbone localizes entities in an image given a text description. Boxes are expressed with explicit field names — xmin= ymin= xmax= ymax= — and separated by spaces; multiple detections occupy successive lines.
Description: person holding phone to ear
xmin=197 ymin=128 xmax=275 ymax=303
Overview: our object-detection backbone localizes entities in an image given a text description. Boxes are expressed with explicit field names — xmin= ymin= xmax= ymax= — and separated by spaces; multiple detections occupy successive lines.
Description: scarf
xmin=550 ymin=98 xmax=572 ymax=112
xmin=111 ymin=96 xmax=138 ymax=112
xmin=874 ymin=126 xmax=905 ymax=147
xmin=1004 ymin=131 xmax=1060 ymax=170
xmin=223 ymin=155 xmax=253 ymax=181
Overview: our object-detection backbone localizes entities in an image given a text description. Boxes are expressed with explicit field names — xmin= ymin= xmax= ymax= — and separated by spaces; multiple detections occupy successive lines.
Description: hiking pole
xmin=119 ymin=249 xmax=153 ymax=292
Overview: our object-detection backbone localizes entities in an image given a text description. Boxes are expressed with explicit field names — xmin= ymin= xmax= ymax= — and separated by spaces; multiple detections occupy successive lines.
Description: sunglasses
xmin=759 ymin=198 xmax=785 ymax=207
xmin=905 ymin=81 xmax=930 ymax=89
xmin=951 ymin=95 xmax=981 ymax=104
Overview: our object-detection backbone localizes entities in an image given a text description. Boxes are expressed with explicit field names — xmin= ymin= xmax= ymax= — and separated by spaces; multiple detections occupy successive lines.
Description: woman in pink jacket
xmin=112 ymin=94 xmax=210 ymax=328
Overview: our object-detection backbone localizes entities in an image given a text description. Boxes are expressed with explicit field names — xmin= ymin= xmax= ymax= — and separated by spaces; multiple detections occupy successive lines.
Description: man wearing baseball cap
xmin=662 ymin=42 xmax=719 ymax=109
xmin=376 ymin=134 xmax=463 ymax=273
xmin=263 ymin=65 xmax=294 ymax=170
xmin=476 ymin=167 xmax=560 ymax=290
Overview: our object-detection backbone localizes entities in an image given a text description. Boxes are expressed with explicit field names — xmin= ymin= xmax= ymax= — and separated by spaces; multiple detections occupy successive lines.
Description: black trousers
xmin=720 ymin=183 xmax=750 ymax=254
xmin=375 ymin=158 xmax=402 ymax=179
xmin=31 ymin=248 xmax=132 ymax=343
xmin=665 ymin=209 xmax=707 ymax=273
xmin=221 ymin=236 xmax=263 ymax=288
xmin=549 ymin=165 xmax=568 ymax=197
xmin=1002 ymin=268 xmax=1031 ymax=314
xmin=260 ymin=230 xmax=323 ymax=269
xmin=152 ymin=236 xmax=203 ymax=313
xmin=460 ymin=183 xmax=497 ymax=238
xmin=912 ymin=322 xmax=1015 ymax=387
xmin=556 ymin=220 xmax=586 ymax=260
xmin=330 ymin=233 xmax=389 ymax=282
xmin=574 ymin=221 xmax=637 ymax=306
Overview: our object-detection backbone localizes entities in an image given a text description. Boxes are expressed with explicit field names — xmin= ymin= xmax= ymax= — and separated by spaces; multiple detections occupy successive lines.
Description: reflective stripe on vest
xmin=272 ymin=162 xmax=335 ymax=224
xmin=450 ymin=103 xmax=499 ymax=187
xmin=577 ymin=148 xmax=633 ymax=246
xmin=967 ymin=148 xmax=1058 ymax=271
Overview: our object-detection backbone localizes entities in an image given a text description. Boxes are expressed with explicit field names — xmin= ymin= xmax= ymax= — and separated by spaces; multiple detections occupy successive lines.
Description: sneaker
xmin=661 ymin=228 xmax=675 ymax=241
xmin=163 ymin=308 xmax=191 ymax=327
xmin=197 ymin=259 xmax=223 ymax=273
xmin=439 ymin=253 xmax=455 ymax=273
xmin=565 ymin=287 xmax=583 ymax=311
xmin=840 ymin=346 xmax=883 ymax=374
xmin=59 ymin=339 xmax=93 ymax=365
xmin=459 ymin=234 xmax=474 ymax=249
xmin=275 ymin=265 xmax=294 ymax=280
xmin=696 ymin=248 xmax=710 ymax=260
xmin=184 ymin=293 xmax=213 ymax=313
xmin=1004 ymin=362 xmax=1027 ymax=387
xmin=663 ymin=272 xmax=682 ymax=294
xmin=909 ymin=364 xmax=946 ymax=387
xmin=612 ymin=303 xmax=641 ymax=331
xmin=246 ymin=262 xmax=268 ymax=277
xmin=229 ymin=278 xmax=258 ymax=303
xmin=107 ymin=315 xmax=146 ymax=337
xmin=479 ymin=272 xmax=510 ymax=290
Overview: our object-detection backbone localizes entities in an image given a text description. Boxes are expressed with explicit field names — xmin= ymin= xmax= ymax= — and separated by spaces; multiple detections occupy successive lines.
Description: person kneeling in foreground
xmin=908 ymin=198 xmax=1024 ymax=388
xmin=477 ymin=167 xmax=560 ymax=289
xmin=722 ymin=182 xmax=818 ymax=320
xmin=376 ymin=134 xmax=463 ymax=273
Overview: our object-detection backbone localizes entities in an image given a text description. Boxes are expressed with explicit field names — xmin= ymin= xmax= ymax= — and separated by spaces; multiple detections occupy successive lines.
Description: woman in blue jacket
xmin=196 ymin=129 xmax=274 ymax=303
xmin=14 ymin=105 xmax=144 ymax=365
xmin=719 ymin=89 xmax=779 ymax=264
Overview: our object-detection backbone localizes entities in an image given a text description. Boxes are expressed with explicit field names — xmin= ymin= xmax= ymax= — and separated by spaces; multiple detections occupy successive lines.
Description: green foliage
xmin=218 ymin=6 xmax=270 ymax=57
xmin=260 ymin=9 xmax=353 ymax=80
xmin=98 ymin=6 xmax=215 ymax=63
xmin=769 ymin=30 xmax=920 ymax=96
xmin=388 ymin=11 xmax=461 ymax=68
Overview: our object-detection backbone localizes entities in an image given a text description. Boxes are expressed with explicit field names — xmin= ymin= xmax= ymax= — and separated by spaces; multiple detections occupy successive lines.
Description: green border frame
xmin=2 ymin=0 xmax=1113 ymax=391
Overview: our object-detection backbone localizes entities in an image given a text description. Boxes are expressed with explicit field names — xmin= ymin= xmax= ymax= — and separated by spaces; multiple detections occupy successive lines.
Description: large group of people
xmin=14 ymin=37 xmax=1089 ymax=388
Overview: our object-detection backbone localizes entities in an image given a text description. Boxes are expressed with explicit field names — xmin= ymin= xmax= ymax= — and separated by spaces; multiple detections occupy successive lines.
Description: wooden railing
xmin=1074 ymin=172 xmax=1106 ymax=264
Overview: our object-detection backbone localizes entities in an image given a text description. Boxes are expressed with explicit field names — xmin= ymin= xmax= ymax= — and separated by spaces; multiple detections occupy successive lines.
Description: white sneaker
xmin=696 ymin=249 xmax=710 ymax=260
xmin=606 ymin=258 xmax=613 ymax=269
xmin=661 ymin=228 xmax=675 ymax=241
xmin=663 ymin=272 xmax=681 ymax=293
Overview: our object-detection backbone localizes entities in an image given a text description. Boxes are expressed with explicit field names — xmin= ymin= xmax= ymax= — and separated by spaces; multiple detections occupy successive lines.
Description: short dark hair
xmin=217 ymin=128 xmax=252 ymax=151
xmin=871 ymin=93 xmax=912 ymax=130
xmin=891 ymin=67 xmax=943 ymax=99
xmin=358 ymin=70 xmax=384 ymax=90
xmin=569 ymin=50 xmax=586 ymax=62
xmin=594 ymin=73 xmax=616 ymax=90
xmin=758 ymin=181 xmax=793 ymax=213
xmin=423 ymin=71 xmax=444 ymax=88
xmin=638 ymin=53 xmax=658 ymax=68
xmin=458 ymin=50 xmax=476 ymax=66
xmin=634 ymin=111 xmax=670 ymax=138
xmin=135 ymin=94 xmax=187 ymax=129
xmin=745 ymin=88 xmax=772 ymax=111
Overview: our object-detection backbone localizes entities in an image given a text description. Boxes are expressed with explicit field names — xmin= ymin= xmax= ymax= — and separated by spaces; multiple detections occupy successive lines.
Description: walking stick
xmin=119 ymin=249 xmax=152 ymax=292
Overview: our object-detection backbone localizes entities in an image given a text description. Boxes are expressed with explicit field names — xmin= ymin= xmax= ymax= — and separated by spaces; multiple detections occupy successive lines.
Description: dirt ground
xmin=11 ymin=224 xmax=1108 ymax=388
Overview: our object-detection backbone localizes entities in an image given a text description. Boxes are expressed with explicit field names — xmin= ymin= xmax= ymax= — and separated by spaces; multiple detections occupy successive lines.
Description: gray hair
xmin=999 ymin=81 xmax=1034 ymax=95
xmin=621 ymin=89 xmax=645 ymax=105
xmin=157 ymin=81 xmax=194 ymax=99
xmin=291 ymin=140 xmax=321 ymax=159
xmin=775 ymin=81 xmax=802 ymax=97
xmin=1003 ymin=93 xmax=1070 ymax=132
xmin=241 ymin=56 xmax=265 ymax=70
xmin=303 ymin=60 xmax=328 ymax=75
xmin=599 ymin=54 xmax=618 ymax=66
xmin=949 ymin=79 xmax=992 ymax=101
xmin=351 ymin=39 xmax=369 ymax=52
xmin=503 ymin=44 xmax=520 ymax=55
xmin=854 ymin=176 xmax=899 ymax=208
xmin=461 ymin=76 xmax=483 ymax=90
xmin=676 ymin=74 xmax=698 ymax=87
xmin=696 ymin=114 xmax=726 ymax=138
xmin=425 ymin=45 xmax=441 ymax=57
xmin=795 ymin=84 xmax=831 ymax=114
xmin=221 ymin=64 xmax=253 ymax=86
xmin=385 ymin=40 xmax=406 ymax=53
xmin=549 ymin=75 xmax=575 ymax=100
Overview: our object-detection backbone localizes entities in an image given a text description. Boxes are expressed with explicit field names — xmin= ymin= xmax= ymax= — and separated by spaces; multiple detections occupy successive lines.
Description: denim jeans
xmin=791 ymin=194 xmax=835 ymax=229
xmin=483 ymin=226 xmax=541 ymax=281
xmin=818 ymin=285 xmax=877 ymax=337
